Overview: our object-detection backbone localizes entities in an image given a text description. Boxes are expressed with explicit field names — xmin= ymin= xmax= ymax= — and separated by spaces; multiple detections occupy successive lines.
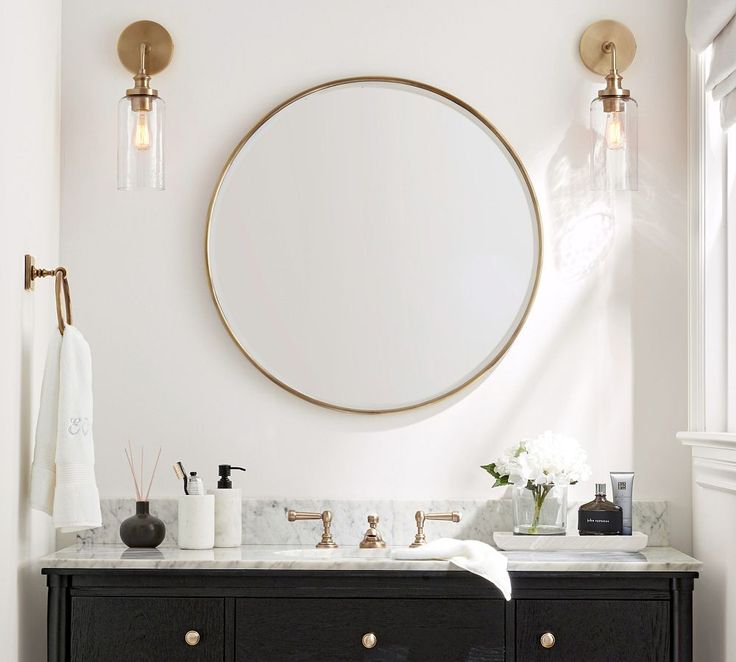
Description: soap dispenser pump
xmin=210 ymin=463 xmax=246 ymax=548
xmin=217 ymin=464 xmax=246 ymax=489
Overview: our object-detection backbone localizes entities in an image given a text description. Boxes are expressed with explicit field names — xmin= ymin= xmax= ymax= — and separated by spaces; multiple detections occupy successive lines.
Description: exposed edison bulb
xmin=133 ymin=111 xmax=151 ymax=150
xmin=604 ymin=112 xmax=625 ymax=150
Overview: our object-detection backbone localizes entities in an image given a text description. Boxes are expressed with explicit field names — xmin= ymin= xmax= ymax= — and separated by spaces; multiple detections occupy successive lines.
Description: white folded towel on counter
xmin=31 ymin=325 xmax=102 ymax=533
xmin=391 ymin=538 xmax=512 ymax=600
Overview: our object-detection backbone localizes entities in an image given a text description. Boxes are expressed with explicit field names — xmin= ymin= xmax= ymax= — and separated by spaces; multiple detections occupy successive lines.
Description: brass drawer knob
xmin=540 ymin=631 xmax=556 ymax=649
xmin=185 ymin=630 xmax=201 ymax=646
xmin=362 ymin=632 xmax=377 ymax=649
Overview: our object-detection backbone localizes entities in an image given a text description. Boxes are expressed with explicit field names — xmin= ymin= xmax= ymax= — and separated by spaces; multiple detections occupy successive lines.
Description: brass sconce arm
xmin=602 ymin=41 xmax=618 ymax=73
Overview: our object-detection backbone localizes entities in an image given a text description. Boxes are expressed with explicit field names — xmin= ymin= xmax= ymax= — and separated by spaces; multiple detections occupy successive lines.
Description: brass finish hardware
xmin=580 ymin=21 xmax=637 ymax=114
xmin=362 ymin=632 xmax=377 ymax=649
xmin=118 ymin=21 xmax=173 ymax=76
xmin=117 ymin=21 xmax=173 ymax=113
xmin=54 ymin=271 xmax=72 ymax=335
xmin=540 ymin=632 xmax=556 ymax=649
xmin=579 ymin=20 xmax=636 ymax=76
xmin=205 ymin=76 xmax=543 ymax=415
xmin=184 ymin=630 xmax=201 ymax=646
xmin=359 ymin=514 xmax=386 ymax=549
xmin=24 ymin=255 xmax=73 ymax=335
xmin=24 ymin=254 xmax=66 ymax=291
xmin=287 ymin=510 xmax=338 ymax=548
xmin=409 ymin=510 xmax=462 ymax=548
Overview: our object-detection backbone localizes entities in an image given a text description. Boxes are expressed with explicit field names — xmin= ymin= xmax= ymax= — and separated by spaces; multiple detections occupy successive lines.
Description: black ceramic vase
xmin=119 ymin=501 xmax=166 ymax=548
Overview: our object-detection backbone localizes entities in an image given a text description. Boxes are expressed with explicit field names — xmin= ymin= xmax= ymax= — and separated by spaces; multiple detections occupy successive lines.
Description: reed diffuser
xmin=119 ymin=442 xmax=166 ymax=548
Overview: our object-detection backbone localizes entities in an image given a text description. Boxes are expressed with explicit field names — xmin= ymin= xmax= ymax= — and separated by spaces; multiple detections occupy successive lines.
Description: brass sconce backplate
xmin=117 ymin=20 xmax=173 ymax=75
xmin=580 ymin=20 xmax=636 ymax=76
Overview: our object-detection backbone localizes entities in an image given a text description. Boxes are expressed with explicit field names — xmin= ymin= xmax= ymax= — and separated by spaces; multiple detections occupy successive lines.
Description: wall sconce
xmin=580 ymin=20 xmax=638 ymax=191
xmin=116 ymin=21 xmax=173 ymax=191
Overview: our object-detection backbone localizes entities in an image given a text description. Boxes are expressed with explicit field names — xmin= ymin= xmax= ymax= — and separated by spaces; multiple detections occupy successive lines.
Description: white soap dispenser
xmin=210 ymin=464 xmax=246 ymax=548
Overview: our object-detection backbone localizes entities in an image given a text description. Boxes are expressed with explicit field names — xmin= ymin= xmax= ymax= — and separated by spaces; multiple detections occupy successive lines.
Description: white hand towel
xmin=30 ymin=325 xmax=102 ymax=532
xmin=30 ymin=333 xmax=62 ymax=514
xmin=391 ymin=538 xmax=511 ymax=600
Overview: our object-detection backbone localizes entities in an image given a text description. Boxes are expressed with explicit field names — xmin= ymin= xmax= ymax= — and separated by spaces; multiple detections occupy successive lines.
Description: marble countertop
xmin=40 ymin=544 xmax=701 ymax=573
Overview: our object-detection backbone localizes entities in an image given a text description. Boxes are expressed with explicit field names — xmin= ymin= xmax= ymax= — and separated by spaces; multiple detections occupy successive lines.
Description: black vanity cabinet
xmin=44 ymin=569 xmax=696 ymax=662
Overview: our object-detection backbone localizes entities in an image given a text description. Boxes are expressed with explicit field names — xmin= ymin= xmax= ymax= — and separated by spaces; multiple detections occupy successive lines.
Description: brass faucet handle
xmin=359 ymin=514 xmax=386 ymax=549
xmin=409 ymin=510 xmax=462 ymax=548
xmin=287 ymin=510 xmax=321 ymax=521
xmin=425 ymin=511 xmax=462 ymax=523
xmin=286 ymin=510 xmax=338 ymax=549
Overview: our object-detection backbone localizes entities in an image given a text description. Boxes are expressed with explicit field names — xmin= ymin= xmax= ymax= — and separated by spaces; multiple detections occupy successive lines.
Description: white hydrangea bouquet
xmin=481 ymin=431 xmax=591 ymax=534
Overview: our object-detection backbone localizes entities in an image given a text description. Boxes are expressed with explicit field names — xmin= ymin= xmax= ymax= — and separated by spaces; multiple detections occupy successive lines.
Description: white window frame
xmin=680 ymin=47 xmax=736 ymax=480
xmin=685 ymin=47 xmax=731 ymax=433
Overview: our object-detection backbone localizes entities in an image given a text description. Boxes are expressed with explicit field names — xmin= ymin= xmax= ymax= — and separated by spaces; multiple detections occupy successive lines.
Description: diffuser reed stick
xmin=124 ymin=444 xmax=141 ymax=501
xmin=124 ymin=442 xmax=163 ymax=502
xmin=145 ymin=447 xmax=162 ymax=501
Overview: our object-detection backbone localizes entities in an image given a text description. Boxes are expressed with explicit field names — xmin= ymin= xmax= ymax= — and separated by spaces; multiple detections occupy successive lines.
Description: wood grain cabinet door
xmin=515 ymin=600 xmax=670 ymax=662
xmin=235 ymin=597 xmax=505 ymax=662
xmin=70 ymin=597 xmax=225 ymax=662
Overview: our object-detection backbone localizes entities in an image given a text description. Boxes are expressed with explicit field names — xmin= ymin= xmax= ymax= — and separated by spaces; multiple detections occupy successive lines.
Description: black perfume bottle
xmin=578 ymin=483 xmax=623 ymax=535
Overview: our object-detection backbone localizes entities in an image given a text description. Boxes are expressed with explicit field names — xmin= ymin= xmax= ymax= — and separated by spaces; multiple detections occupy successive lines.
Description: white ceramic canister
xmin=210 ymin=488 xmax=242 ymax=547
xmin=178 ymin=495 xmax=215 ymax=550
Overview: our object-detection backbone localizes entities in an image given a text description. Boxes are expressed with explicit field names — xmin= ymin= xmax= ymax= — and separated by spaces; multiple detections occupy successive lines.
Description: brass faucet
xmin=409 ymin=510 xmax=462 ymax=547
xmin=359 ymin=514 xmax=386 ymax=548
xmin=287 ymin=510 xmax=338 ymax=548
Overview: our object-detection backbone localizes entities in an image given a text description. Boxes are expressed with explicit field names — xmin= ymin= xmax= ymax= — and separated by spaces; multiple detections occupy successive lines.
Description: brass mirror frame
xmin=205 ymin=76 xmax=543 ymax=414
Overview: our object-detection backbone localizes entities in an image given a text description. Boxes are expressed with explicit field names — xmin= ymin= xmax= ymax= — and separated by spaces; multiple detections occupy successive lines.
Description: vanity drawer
xmin=515 ymin=599 xmax=670 ymax=661
xmin=70 ymin=597 xmax=225 ymax=662
xmin=235 ymin=597 xmax=505 ymax=661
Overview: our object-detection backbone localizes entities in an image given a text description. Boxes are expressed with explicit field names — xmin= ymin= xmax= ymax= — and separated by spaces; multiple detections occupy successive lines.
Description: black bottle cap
xmin=217 ymin=464 xmax=246 ymax=489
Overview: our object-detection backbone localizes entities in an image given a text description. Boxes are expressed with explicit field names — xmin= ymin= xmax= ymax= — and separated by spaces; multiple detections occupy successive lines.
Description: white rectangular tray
xmin=493 ymin=531 xmax=648 ymax=552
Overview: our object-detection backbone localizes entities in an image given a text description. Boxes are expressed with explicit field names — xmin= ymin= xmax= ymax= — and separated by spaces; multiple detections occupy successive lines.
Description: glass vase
xmin=512 ymin=484 xmax=567 ymax=535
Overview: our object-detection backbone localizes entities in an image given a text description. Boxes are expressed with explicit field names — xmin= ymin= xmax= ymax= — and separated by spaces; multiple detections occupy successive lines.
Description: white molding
xmin=692 ymin=456 xmax=736 ymax=493
xmin=687 ymin=49 xmax=707 ymax=430
xmin=687 ymin=47 xmax=730 ymax=431
xmin=678 ymin=430 xmax=736 ymax=450
xmin=679 ymin=431 xmax=736 ymax=493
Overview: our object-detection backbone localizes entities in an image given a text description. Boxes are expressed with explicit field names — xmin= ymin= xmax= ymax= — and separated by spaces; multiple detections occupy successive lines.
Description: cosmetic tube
xmin=610 ymin=472 xmax=634 ymax=535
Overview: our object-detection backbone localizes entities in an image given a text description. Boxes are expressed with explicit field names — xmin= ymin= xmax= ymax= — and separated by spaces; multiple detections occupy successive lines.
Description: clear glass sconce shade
xmin=590 ymin=96 xmax=638 ymax=191
xmin=117 ymin=96 xmax=165 ymax=190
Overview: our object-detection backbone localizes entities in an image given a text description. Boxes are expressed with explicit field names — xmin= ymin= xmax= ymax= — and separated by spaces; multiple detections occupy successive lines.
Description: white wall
xmin=60 ymin=1 xmax=692 ymax=550
xmin=0 ymin=1 xmax=61 ymax=660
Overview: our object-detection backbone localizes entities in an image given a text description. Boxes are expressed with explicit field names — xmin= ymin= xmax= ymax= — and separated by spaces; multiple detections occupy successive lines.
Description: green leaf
xmin=492 ymin=475 xmax=510 ymax=488
xmin=481 ymin=463 xmax=510 ymax=489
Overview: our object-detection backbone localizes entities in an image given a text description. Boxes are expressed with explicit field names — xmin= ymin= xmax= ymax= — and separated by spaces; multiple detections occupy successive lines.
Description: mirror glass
xmin=207 ymin=79 xmax=541 ymax=413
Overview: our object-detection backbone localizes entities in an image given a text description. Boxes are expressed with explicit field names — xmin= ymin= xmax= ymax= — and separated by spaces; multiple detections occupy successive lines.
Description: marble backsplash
xmin=61 ymin=498 xmax=670 ymax=549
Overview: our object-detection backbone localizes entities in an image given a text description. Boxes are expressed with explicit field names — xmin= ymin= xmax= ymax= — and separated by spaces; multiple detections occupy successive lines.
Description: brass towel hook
xmin=24 ymin=255 xmax=73 ymax=335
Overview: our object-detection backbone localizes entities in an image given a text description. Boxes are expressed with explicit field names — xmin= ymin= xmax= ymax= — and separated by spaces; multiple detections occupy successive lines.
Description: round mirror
xmin=207 ymin=78 xmax=541 ymax=413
